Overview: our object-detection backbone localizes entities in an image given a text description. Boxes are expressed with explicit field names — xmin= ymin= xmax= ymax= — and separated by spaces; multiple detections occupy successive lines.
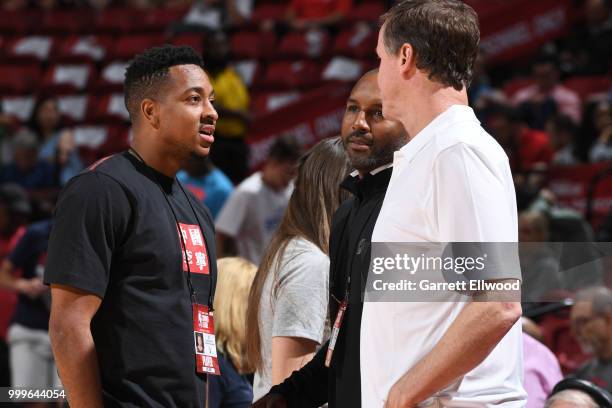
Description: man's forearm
xmin=270 ymin=341 xmax=329 ymax=407
xmin=49 ymin=322 xmax=103 ymax=408
xmin=391 ymin=301 xmax=521 ymax=406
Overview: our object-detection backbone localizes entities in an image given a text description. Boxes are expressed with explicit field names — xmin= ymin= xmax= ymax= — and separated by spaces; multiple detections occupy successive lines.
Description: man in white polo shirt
xmin=361 ymin=1 xmax=527 ymax=407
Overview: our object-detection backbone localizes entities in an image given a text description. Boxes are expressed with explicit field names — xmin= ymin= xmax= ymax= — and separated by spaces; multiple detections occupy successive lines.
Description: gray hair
xmin=544 ymin=389 xmax=598 ymax=408
xmin=575 ymin=287 xmax=612 ymax=316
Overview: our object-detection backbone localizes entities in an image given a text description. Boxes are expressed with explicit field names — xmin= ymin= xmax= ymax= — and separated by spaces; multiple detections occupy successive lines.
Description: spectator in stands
xmin=208 ymin=257 xmax=257 ymax=408
xmin=546 ymin=114 xmax=580 ymax=166
xmin=215 ymin=135 xmax=301 ymax=265
xmin=589 ymin=101 xmax=612 ymax=162
xmin=0 ymin=108 xmax=19 ymax=168
xmin=204 ymin=30 xmax=251 ymax=184
xmin=246 ymin=137 xmax=350 ymax=400
xmin=0 ymin=129 xmax=56 ymax=191
xmin=545 ymin=378 xmax=612 ymax=407
xmin=570 ymin=287 xmax=612 ymax=392
xmin=0 ymin=220 xmax=60 ymax=392
xmin=523 ymin=332 xmax=563 ymax=408
xmin=485 ymin=103 xmax=553 ymax=172
xmin=285 ymin=0 xmax=352 ymax=31
xmin=513 ymin=55 xmax=582 ymax=129
xmin=519 ymin=210 xmax=565 ymax=303
xmin=177 ymin=156 xmax=233 ymax=220
xmin=559 ymin=0 xmax=612 ymax=76
xmin=27 ymin=97 xmax=83 ymax=186
xmin=0 ymin=184 xmax=30 ymax=258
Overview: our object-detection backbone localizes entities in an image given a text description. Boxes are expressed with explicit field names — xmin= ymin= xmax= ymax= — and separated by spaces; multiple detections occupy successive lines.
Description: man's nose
xmin=352 ymin=110 xmax=369 ymax=131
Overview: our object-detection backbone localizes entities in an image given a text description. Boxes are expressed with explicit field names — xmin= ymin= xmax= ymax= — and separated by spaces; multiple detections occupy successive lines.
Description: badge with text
xmin=193 ymin=304 xmax=221 ymax=375
xmin=325 ymin=300 xmax=347 ymax=367
xmin=178 ymin=223 xmax=209 ymax=274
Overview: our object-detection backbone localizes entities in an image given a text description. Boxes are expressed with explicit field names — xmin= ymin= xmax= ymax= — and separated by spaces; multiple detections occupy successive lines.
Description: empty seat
xmin=3 ymin=36 xmax=54 ymax=63
xmin=251 ymin=4 xmax=286 ymax=23
xmin=251 ymin=91 xmax=301 ymax=116
xmin=346 ymin=2 xmax=386 ymax=22
xmin=40 ymin=10 xmax=92 ymax=35
xmin=42 ymin=64 xmax=95 ymax=94
xmin=0 ymin=11 xmax=40 ymax=35
xmin=1 ymin=95 xmax=36 ymax=123
xmin=277 ymin=30 xmax=330 ymax=59
xmin=95 ymin=61 xmax=129 ymax=92
xmin=56 ymin=36 xmax=112 ymax=63
xmin=261 ymin=60 xmax=322 ymax=90
xmin=56 ymin=95 xmax=89 ymax=122
xmin=141 ymin=7 xmax=189 ymax=32
xmin=0 ymin=64 xmax=42 ymax=94
xmin=333 ymin=25 xmax=377 ymax=59
xmin=93 ymin=8 xmax=134 ymax=34
xmin=108 ymin=34 xmax=165 ymax=60
xmin=169 ymin=34 xmax=204 ymax=54
xmin=231 ymin=31 xmax=277 ymax=60
xmin=87 ymin=93 xmax=130 ymax=124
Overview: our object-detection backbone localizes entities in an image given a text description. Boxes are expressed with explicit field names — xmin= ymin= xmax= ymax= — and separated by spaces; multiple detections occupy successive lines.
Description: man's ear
xmin=399 ymin=43 xmax=415 ymax=79
xmin=141 ymin=98 xmax=160 ymax=129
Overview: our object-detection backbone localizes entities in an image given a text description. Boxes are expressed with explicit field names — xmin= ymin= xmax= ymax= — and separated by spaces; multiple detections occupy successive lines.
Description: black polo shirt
xmin=45 ymin=152 xmax=217 ymax=408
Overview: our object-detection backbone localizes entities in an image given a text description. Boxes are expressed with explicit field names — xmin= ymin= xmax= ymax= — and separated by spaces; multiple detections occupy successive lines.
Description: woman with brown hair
xmin=246 ymin=137 xmax=351 ymax=401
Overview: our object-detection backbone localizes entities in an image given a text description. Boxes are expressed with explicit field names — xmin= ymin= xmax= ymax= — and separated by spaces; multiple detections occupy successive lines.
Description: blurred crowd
xmin=0 ymin=0 xmax=612 ymax=407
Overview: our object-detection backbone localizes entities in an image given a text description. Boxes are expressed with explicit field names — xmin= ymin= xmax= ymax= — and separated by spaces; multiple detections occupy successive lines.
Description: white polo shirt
xmin=361 ymin=105 xmax=526 ymax=407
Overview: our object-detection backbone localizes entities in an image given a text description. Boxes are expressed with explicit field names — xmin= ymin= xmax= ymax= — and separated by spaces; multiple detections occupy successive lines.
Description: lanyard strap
xmin=128 ymin=148 xmax=215 ymax=309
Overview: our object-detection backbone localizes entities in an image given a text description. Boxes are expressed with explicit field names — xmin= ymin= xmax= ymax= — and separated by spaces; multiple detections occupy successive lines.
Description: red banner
xmin=475 ymin=0 xmax=573 ymax=63
xmin=547 ymin=163 xmax=612 ymax=231
xmin=246 ymin=83 xmax=351 ymax=169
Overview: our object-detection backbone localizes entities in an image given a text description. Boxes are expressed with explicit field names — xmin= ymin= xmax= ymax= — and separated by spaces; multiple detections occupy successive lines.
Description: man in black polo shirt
xmin=257 ymin=69 xmax=407 ymax=407
xmin=45 ymin=45 xmax=219 ymax=407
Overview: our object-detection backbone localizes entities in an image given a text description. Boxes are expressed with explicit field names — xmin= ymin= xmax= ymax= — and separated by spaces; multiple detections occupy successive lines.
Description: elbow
xmin=496 ymin=302 xmax=522 ymax=332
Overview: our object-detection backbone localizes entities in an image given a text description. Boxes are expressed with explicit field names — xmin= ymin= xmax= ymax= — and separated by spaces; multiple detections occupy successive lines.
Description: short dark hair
xmin=380 ymin=0 xmax=480 ymax=91
xmin=268 ymin=135 xmax=303 ymax=163
xmin=124 ymin=45 xmax=204 ymax=120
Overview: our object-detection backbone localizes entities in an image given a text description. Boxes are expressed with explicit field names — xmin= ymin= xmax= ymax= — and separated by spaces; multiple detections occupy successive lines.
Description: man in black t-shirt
xmin=45 ymin=45 xmax=219 ymax=408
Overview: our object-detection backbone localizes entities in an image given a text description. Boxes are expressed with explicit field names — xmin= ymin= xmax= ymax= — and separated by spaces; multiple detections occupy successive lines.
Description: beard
xmin=345 ymin=133 xmax=406 ymax=174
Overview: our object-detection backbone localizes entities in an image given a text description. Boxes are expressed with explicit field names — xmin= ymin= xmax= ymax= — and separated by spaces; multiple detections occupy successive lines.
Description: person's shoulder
xmin=235 ymin=172 xmax=262 ymax=193
xmin=59 ymin=156 xmax=132 ymax=201
xmin=286 ymin=237 xmax=328 ymax=265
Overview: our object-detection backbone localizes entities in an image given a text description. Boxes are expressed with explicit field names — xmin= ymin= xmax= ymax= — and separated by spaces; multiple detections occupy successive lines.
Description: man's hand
xmin=384 ymin=378 xmax=417 ymax=408
xmin=15 ymin=277 xmax=48 ymax=299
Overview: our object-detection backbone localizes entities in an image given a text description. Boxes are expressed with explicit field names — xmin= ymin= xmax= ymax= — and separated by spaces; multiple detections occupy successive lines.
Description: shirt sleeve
xmin=272 ymin=246 xmax=330 ymax=343
xmin=215 ymin=188 xmax=249 ymax=237
xmin=44 ymin=172 xmax=132 ymax=299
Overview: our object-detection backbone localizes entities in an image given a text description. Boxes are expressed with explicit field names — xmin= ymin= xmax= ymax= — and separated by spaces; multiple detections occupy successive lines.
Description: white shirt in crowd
xmin=361 ymin=105 xmax=527 ymax=407
xmin=252 ymin=237 xmax=330 ymax=401
xmin=216 ymin=171 xmax=293 ymax=265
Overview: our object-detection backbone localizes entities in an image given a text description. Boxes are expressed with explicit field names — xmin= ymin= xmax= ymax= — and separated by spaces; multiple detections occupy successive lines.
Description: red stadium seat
xmin=86 ymin=93 xmax=130 ymax=124
xmin=93 ymin=8 xmax=134 ymax=34
xmin=108 ymin=34 xmax=165 ymax=61
xmin=1 ymin=95 xmax=36 ymax=123
xmin=56 ymin=94 xmax=90 ymax=123
xmin=40 ymin=10 xmax=92 ymax=35
xmin=42 ymin=64 xmax=96 ymax=94
xmin=333 ymin=25 xmax=377 ymax=59
xmin=260 ymin=60 xmax=322 ymax=90
xmin=564 ymin=76 xmax=611 ymax=101
xmin=251 ymin=91 xmax=301 ymax=116
xmin=231 ymin=31 xmax=277 ymax=60
xmin=96 ymin=61 xmax=129 ymax=92
xmin=169 ymin=34 xmax=204 ymax=54
xmin=3 ymin=36 xmax=55 ymax=63
xmin=251 ymin=4 xmax=286 ymax=23
xmin=277 ymin=30 xmax=331 ymax=59
xmin=0 ymin=64 xmax=42 ymax=94
xmin=321 ymin=57 xmax=366 ymax=82
xmin=140 ymin=7 xmax=189 ymax=32
xmin=56 ymin=36 xmax=113 ymax=63
xmin=0 ymin=11 xmax=40 ymax=35
xmin=346 ymin=2 xmax=386 ymax=23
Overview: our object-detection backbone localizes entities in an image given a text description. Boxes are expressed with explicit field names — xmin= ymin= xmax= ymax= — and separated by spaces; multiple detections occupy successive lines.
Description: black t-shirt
xmin=45 ymin=152 xmax=217 ymax=408
xmin=10 ymin=219 xmax=52 ymax=331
